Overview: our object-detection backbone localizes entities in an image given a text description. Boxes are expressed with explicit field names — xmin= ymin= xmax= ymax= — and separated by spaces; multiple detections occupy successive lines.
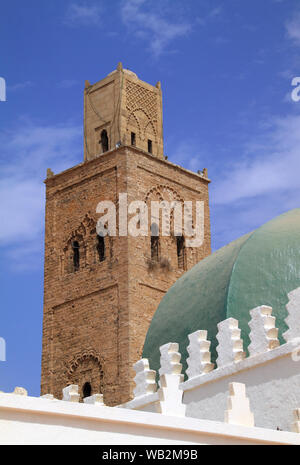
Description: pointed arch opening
xmin=82 ymin=382 xmax=92 ymax=399
xmin=151 ymin=223 xmax=159 ymax=262
xmin=72 ymin=240 xmax=80 ymax=271
xmin=97 ymin=235 xmax=106 ymax=262
xmin=176 ymin=235 xmax=185 ymax=269
xmin=101 ymin=129 xmax=109 ymax=153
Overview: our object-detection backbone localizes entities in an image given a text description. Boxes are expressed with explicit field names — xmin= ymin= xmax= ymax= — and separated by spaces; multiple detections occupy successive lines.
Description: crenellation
xmin=159 ymin=343 xmax=182 ymax=377
xmin=248 ymin=305 xmax=279 ymax=356
xmin=283 ymin=287 xmax=300 ymax=343
xmin=62 ymin=385 xmax=80 ymax=403
xmin=133 ymin=359 xmax=157 ymax=398
xmin=224 ymin=383 xmax=255 ymax=427
xmin=292 ymin=409 xmax=300 ymax=433
xmin=186 ymin=330 xmax=214 ymax=379
xmin=216 ymin=318 xmax=245 ymax=368
xmin=83 ymin=394 xmax=105 ymax=405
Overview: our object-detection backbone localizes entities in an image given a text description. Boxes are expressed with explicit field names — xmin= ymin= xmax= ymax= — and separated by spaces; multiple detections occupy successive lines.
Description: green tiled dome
xmin=143 ymin=209 xmax=300 ymax=377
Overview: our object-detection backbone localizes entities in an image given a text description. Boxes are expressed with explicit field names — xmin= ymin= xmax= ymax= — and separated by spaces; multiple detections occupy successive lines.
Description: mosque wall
xmin=183 ymin=341 xmax=300 ymax=432
xmin=124 ymin=287 xmax=300 ymax=433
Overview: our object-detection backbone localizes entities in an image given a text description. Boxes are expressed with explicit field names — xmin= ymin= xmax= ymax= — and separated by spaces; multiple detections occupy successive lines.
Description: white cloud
xmin=121 ymin=0 xmax=191 ymax=57
xmin=286 ymin=11 xmax=300 ymax=44
xmin=0 ymin=122 xmax=81 ymax=271
xmin=64 ymin=2 xmax=102 ymax=26
xmin=8 ymin=81 xmax=34 ymax=92
xmin=212 ymin=113 xmax=300 ymax=205
xmin=167 ymin=110 xmax=300 ymax=249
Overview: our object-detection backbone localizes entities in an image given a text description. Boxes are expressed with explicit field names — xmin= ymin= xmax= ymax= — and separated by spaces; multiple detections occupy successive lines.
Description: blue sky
xmin=1 ymin=0 xmax=300 ymax=396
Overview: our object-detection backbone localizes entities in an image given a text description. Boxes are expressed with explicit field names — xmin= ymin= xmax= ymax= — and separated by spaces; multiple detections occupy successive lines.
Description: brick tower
xmin=41 ymin=64 xmax=211 ymax=406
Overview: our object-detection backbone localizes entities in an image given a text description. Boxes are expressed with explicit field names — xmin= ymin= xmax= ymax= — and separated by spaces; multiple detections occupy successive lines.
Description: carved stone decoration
xmin=126 ymin=80 xmax=158 ymax=122
xmin=145 ymin=184 xmax=185 ymax=234
xmin=62 ymin=214 xmax=109 ymax=275
xmin=65 ymin=349 xmax=104 ymax=400
xmin=125 ymin=79 xmax=159 ymax=144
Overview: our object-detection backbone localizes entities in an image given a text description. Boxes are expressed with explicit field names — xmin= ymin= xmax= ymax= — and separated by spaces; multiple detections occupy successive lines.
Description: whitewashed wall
xmin=182 ymin=341 xmax=300 ymax=431
xmin=125 ymin=288 xmax=300 ymax=433
xmin=0 ymin=392 xmax=299 ymax=445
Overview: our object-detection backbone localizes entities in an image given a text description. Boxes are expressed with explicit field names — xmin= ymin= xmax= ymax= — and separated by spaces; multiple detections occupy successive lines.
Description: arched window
xmin=101 ymin=129 xmax=109 ymax=152
xmin=82 ymin=382 xmax=92 ymax=399
xmin=151 ymin=223 xmax=159 ymax=261
xmin=131 ymin=132 xmax=136 ymax=146
xmin=72 ymin=241 xmax=80 ymax=271
xmin=97 ymin=235 xmax=105 ymax=262
xmin=177 ymin=236 xmax=185 ymax=269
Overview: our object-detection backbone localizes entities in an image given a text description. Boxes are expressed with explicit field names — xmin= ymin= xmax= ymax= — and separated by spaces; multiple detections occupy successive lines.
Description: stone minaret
xmin=41 ymin=64 xmax=211 ymax=406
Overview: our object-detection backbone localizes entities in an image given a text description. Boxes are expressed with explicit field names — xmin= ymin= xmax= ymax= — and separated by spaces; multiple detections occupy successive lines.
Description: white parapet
xmin=283 ymin=287 xmax=300 ymax=343
xmin=158 ymin=374 xmax=186 ymax=417
xmin=159 ymin=343 xmax=182 ymax=376
xmin=186 ymin=330 xmax=214 ymax=379
xmin=62 ymin=385 xmax=80 ymax=402
xmin=292 ymin=409 xmax=300 ymax=433
xmin=224 ymin=382 xmax=255 ymax=427
xmin=248 ymin=305 xmax=279 ymax=357
xmin=158 ymin=342 xmax=186 ymax=417
xmin=121 ymin=359 xmax=159 ymax=412
xmin=216 ymin=318 xmax=245 ymax=368
xmin=0 ymin=387 xmax=28 ymax=396
xmin=124 ymin=343 xmax=186 ymax=417
xmin=83 ymin=394 xmax=104 ymax=405
xmin=0 ymin=390 xmax=299 ymax=445
xmin=13 ymin=387 xmax=28 ymax=396
xmin=133 ymin=359 xmax=157 ymax=398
